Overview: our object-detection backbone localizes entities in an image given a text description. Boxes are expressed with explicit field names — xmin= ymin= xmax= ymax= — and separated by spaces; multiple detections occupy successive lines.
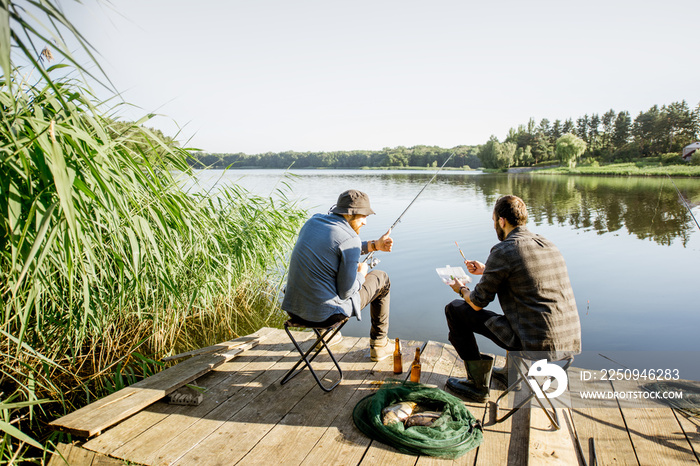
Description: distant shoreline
xmin=193 ymin=164 xmax=700 ymax=177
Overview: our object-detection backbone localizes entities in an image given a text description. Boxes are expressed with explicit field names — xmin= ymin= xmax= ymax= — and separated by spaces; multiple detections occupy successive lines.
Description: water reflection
xmin=192 ymin=169 xmax=700 ymax=245
xmin=439 ymin=173 xmax=700 ymax=247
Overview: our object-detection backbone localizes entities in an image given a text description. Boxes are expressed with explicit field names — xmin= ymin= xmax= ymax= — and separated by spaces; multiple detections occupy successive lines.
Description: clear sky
xmin=61 ymin=0 xmax=699 ymax=154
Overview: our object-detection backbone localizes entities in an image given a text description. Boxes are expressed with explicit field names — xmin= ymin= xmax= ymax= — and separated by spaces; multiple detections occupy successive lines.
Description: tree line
xmin=187 ymin=145 xmax=482 ymax=170
xmin=479 ymin=100 xmax=699 ymax=169
xmin=186 ymin=100 xmax=699 ymax=170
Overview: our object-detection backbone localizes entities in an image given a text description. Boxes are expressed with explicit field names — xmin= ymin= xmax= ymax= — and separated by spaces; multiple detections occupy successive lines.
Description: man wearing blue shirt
xmin=282 ymin=190 xmax=394 ymax=361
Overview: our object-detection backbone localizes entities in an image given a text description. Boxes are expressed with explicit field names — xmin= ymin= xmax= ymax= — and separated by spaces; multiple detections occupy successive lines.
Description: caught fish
xmin=404 ymin=411 xmax=442 ymax=428
xmin=382 ymin=401 xmax=417 ymax=425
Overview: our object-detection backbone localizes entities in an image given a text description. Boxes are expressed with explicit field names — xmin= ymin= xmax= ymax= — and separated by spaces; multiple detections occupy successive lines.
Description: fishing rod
xmin=363 ymin=152 xmax=456 ymax=267
xmin=667 ymin=175 xmax=700 ymax=232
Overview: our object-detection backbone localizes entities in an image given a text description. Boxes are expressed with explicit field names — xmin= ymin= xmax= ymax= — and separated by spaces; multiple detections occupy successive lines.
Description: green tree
xmin=576 ymin=114 xmax=589 ymax=143
xmin=556 ymin=133 xmax=587 ymax=168
xmin=663 ymin=100 xmax=697 ymax=151
xmin=632 ymin=106 xmax=659 ymax=156
xmin=613 ymin=111 xmax=632 ymax=150
xmin=532 ymin=132 xmax=553 ymax=163
xmin=514 ymin=145 xmax=534 ymax=166
xmin=551 ymin=119 xmax=562 ymax=141
xmin=601 ymin=109 xmax=616 ymax=157
xmin=562 ymin=118 xmax=575 ymax=134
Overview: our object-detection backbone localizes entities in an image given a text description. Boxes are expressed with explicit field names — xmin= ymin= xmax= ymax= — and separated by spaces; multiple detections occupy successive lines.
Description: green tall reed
xmin=0 ymin=66 xmax=305 ymax=461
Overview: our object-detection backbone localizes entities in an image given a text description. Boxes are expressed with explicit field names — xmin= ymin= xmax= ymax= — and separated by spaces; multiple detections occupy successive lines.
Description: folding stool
xmin=494 ymin=353 xmax=574 ymax=430
xmin=280 ymin=313 xmax=349 ymax=392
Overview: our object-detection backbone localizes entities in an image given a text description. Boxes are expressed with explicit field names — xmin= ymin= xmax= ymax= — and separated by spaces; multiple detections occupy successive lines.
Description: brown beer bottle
xmin=410 ymin=348 xmax=421 ymax=383
xmin=393 ymin=338 xmax=403 ymax=374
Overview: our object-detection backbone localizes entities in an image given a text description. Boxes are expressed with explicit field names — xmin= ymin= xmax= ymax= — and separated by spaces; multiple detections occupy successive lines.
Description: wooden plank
xmin=50 ymin=336 xmax=261 ymax=437
xmin=162 ymin=335 xmax=260 ymax=362
xmin=619 ymin=407 xmax=697 ymax=465
xmin=47 ymin=443 xmax=73 ymax=466
xmin=477 ymin=355 xmax=530 ymax=466
xmin=235 ymin=336 xmax=371 ymax=465
xmin=673 ymin=409 xmax=700 ymax=463
xmin=168 ymin=332 xmax=364 ymax=465
xmin=528 ymin=407 xmax=579 ymax=464
xmin=526 ymin=364 xmax=581 ymax=465
xmin=124 ymin=328 xmax=315 ymax=465
xmin=612 ymin=377 xmax=697 ymax=465
xmin=84 ymin=327 xmax=301 ymax=464
xmin=297 ymin=339 xmax=425 ymax=466
xmin=91 ymin=454 xmax=130 ymax=466
xmin=567 ymin=368 xmax=637 ymax=465
xmin=83 ymin=327 xmax=282 ymax=456
xmin=47 ymin=442 xmax=124 ymax=466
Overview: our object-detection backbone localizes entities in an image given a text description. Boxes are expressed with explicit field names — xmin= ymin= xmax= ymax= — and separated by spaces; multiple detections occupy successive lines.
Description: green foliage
xmin=1 ymin=66 xmax=307 ymax=456
xmin=477 ymin=136 xmax=515 ymax=169
xmin=1 ymin=3 xmax=308 ymax=459
xmin=538 ymin=161 xmax=700 ymax=177
xmin=189 ymin=145 xmax=480 ymax=170
xmin=498 ymin=101 xmax=699 ymax=168
xmin=556 ymin=133 xmax=587 ymax=168
xmin=613 ymin=142 xmax=641 ymax=162
xmin=691 ymin=151 xmax=700 ymax=166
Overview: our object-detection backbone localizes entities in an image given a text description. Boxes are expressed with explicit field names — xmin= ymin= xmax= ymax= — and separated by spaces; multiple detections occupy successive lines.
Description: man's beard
xmin=495 ymin=221 xmax=506 ymax=241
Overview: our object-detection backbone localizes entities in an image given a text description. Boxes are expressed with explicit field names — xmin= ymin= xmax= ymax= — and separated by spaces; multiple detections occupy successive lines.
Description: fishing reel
xmin=361 ymin=253 xmax=381 ymax=270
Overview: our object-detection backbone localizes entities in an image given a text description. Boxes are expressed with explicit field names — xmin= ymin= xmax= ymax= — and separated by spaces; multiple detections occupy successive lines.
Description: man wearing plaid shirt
xmin=444 ymin=195 xmax=581 ymax=402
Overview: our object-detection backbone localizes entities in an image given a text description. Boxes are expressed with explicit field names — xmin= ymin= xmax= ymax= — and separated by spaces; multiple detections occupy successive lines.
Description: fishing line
xmin=667 ymin=174 xmax=700 ymax=232
xmin=363 ymin=152 xmax=456 ymax=267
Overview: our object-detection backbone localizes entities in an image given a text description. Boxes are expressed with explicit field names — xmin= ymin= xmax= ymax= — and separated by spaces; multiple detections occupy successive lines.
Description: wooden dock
xmin=48 ymin=327 xmax=700 ymax=465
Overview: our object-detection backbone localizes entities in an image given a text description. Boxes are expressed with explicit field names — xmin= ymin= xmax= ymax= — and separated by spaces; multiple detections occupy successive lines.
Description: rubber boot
xmin=491 ymin=355 xmax=522 ymax=390
xmin=491 ymin=357 xmax=509 ymax=387
xmin=446 ymin=354 xmax=494 ymax=402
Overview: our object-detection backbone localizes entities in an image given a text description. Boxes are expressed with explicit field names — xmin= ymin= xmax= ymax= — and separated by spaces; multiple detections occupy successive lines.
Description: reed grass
xmin=0 ymin=65 xmax=306 ymax=462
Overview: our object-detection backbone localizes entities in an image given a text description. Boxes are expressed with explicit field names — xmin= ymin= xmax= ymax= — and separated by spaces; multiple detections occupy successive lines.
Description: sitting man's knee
xmin=444 ymin=299 xmax=463 ymax=319
xmin=370 ymin=269 xmax=390 ymax=288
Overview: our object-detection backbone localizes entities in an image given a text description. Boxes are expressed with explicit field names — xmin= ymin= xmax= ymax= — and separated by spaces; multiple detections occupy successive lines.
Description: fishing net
xmin=352 ymin=380 xmax=483 ymax=459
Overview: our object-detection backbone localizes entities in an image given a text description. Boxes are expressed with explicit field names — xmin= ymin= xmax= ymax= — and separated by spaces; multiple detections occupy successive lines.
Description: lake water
xmin=191 ymin=169 xmax=700 ymax=378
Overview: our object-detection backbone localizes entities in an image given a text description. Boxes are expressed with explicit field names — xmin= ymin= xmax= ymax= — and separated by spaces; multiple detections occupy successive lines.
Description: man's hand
xmin=375 ymin=229 xmax=393 ymax=252
xmin=357 ymin=261 xmax=368 ymax=277
xmin=447 ymin=278 xmax=465 ymax=294
xmin=447 ymin=277 xmax=482 ymax=311
xmin=465 ymin=260 xmax=485 ymax=275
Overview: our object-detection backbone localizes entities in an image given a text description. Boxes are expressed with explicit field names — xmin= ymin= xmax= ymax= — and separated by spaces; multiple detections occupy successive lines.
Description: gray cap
xmin=330 ymin=189 xmax=376 ymax=216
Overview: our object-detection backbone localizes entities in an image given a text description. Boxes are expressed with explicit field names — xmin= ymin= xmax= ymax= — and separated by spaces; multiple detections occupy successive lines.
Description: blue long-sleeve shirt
xmin=282 ymin=213 xmax=369 ymax=322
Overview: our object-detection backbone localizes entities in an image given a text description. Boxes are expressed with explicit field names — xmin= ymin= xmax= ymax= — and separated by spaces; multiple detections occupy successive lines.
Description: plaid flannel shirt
xmin=469 ymin=227 xmax=582 ymax=359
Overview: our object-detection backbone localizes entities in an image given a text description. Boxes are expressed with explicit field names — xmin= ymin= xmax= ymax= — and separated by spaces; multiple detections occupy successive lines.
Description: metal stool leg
xmin=280 ymin=320 xmax=346 ymax=392
xmin=495 ymin=356 xmax=573 ymax=429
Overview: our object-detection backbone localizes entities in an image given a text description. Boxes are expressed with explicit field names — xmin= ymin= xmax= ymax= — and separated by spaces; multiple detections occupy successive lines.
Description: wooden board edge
xmin=162 ymin=334 xmax=263 ymax=362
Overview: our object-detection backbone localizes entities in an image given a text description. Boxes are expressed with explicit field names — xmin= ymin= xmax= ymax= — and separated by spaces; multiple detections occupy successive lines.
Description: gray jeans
xmin=359 ymin=270 xmax=390 ymax=341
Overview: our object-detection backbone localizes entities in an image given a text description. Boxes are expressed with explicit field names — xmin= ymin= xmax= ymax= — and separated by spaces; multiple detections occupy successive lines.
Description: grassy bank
xmin=1 ymin=68 xmax=306 ymax=462
xmin=534 ymin=161 xmax=700 ymax=177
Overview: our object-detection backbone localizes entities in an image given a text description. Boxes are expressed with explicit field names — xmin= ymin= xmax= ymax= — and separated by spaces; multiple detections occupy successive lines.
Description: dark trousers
xmin=359 ymin=270 xmax=391 ymax=341
xmin=445 ymin=299 xmax=521 ymax=361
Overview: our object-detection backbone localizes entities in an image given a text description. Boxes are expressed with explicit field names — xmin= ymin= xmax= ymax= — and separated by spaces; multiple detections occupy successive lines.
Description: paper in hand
xmin=435 ymin=266 xmax=471 ymax=284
